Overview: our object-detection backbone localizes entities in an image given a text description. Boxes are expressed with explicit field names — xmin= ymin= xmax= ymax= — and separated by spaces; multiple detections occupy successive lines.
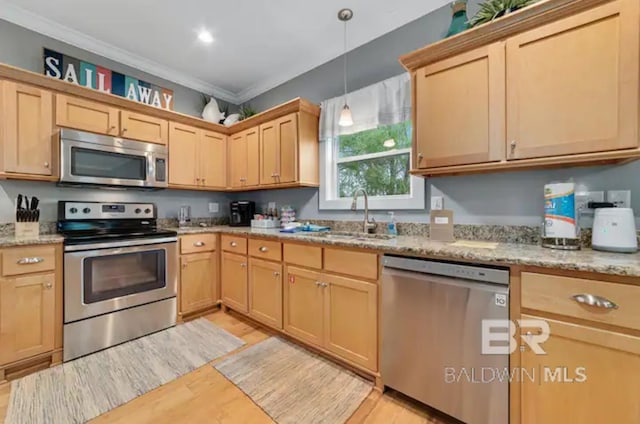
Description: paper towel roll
xmin=544 ymin=182 xmax=577 ymax=238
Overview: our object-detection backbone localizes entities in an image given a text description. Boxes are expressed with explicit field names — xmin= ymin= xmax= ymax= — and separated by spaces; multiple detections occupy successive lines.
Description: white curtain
xmin=319 ymin=72 xmax=411 ymax=139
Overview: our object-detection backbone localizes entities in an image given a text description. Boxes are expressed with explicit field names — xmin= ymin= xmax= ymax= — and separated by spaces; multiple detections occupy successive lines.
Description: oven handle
xmin=64 ymin=237 xmax=177 ymax=252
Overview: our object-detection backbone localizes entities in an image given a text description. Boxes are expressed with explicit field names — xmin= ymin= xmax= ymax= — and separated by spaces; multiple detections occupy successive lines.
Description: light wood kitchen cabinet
xmin=229 ymin=127 xmax=260 ymax=188
xmin=0 ymin=273 xmax=56 ymax=366
xmin=323 ymin=273 xmax=378 ymax=370
xmin=506 ymin=0 xmax=638 ymax=160
xmin=221 ymin=252 xmax=248 ymax=313
xmin=56 ymin=94 xmax=119 ymax=136
xmin=120 ymin=110 xmax=168 ymax=145
xmin=414 ymin=42 xmax=505 ymax=169
xmin=283 ymin=266 xmax=324 ymax=347
xmin=520 ymin=314 xmax=640 ymax=424
xmin=169 ymin=123 xmax=227 ymax=189
xmin=180 ymin=253 xmax=218 ymax=315
xmin=248 ymin=258 xmax=283 ymax=329
xmin=0 ymin=81 xmax=55 ymax=177
xmin=259 ymin=113 xmax=298 ymax=185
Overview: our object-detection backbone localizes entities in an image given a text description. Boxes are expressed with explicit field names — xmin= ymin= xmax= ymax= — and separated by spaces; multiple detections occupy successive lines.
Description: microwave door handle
xmin=147 ymin=152 xmax=155 ymax=187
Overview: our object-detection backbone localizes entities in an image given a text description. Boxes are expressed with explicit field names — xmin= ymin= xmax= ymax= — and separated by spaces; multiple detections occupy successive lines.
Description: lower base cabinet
xmin=0 ymin=273 xmax=56 ymax=365
xmin=248 ymin=258 xmax=283 ymax=329
xmin=180 ymin=253 xmax=218 ymax=315
xmin=284 ymin=266 xmax=378 ymax=371
xmin=221 ymin=252 xmax=248 ymax=313
xmin=520 ymin=314 xmax=640 ymax=424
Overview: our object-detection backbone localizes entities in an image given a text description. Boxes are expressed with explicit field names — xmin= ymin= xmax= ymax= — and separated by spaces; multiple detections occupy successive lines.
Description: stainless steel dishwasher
xmin=382 ymin=255 xmax=510 ymax=424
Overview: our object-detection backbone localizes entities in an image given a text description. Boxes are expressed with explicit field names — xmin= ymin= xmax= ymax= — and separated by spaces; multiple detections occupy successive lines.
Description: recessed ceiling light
xmin=198 ymin=29 xmax=214 ymax=44
xmin=383 ymin=139 xmax=396 ymax=148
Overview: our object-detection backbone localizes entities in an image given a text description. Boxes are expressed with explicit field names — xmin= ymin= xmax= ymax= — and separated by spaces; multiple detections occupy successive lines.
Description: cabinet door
xmin=245 ymin=127 xmax=260 ymax=187
xmin=506 ymin=0 xmax=639 ymax=160
xmin=199 ymin=131 xmax=227 ymax=189
xmin=521 ymin=315 xmax=640 ymax=424
xmin=56 ymin=94 xmax=119 ymax=135
xmin=168 ymin=122 xmax=198 ymax=187
xmin=323 ymin=273 xmax=377 ymax=371
xmin=415 ymin=42 xmax=505 ymax=168
xmin=277 ymin=113 xmax=298 ymax=184
xmin=259 ymin=121 xmax=278 ymax=185
xmin=228 ymin=132 xmax=247 ymax=188
xmin=0 ymin=81 xmax=54 ymax=176
xmin=180 ymin=253 xmax=217 ymax=315
xmin=249 ymin=258 xmax=283 ymax=329
xmin=0 ymin=274 xmax=55 ymax=365
xmin=120 ymin=110 xmax=168 ymax=145
xmin=221 ymin=252 xmax=248 ymax=313
xmin=283 ymin=266 xmax=324 ymax=347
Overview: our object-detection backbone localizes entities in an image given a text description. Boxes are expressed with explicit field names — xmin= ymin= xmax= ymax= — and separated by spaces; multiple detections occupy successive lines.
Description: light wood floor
xmin=0 ymin=310 xmax=454 ymax=424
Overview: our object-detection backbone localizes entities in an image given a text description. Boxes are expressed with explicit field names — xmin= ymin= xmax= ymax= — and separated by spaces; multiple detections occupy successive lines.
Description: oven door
xmin=64 ymin=239 xmax=177 ymax=323
xmin=60 ymin=137 xmax=163 ymax=188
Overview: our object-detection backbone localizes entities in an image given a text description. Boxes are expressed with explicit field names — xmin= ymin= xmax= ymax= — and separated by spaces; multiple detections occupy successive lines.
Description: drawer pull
xmin=571 ymin=294 xmax=618 ymax=310
xmin=273 ymin=271 xmax=280 ymax=277
xmin=43 ymin=282 xmax=53 ymax=289
xmin=17 ymin=257 xmax=44 ymax=265
xmin=194 ymin=241 xmax=205 ymax=247
xmin=230 ymin=241 xmax=237 ymax=247
xmin=315 ymin=281 xmax=321 ymax=287
xmin=240 ymin=263 xmax=247 ymax=268
xmin=259 ymin=246 xmax=268 ymax=253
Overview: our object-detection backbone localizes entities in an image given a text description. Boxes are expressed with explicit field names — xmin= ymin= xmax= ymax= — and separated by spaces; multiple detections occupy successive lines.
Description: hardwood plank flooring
xmin=0 ymin=310 xmax=453 ymax=423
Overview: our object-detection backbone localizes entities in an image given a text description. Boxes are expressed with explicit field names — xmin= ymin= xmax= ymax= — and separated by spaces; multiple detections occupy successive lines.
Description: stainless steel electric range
xmin=58 ymin=201 xmax=178 ymax=361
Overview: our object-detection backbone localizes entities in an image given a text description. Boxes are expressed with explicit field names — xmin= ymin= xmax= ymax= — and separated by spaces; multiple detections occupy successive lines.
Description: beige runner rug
xmin=214 ymin=337 xmax=373 ymax=424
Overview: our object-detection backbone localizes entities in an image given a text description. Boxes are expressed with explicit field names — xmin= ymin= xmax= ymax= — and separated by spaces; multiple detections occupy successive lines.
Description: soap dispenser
xmin=387 ymin=212 xmax=398 ymax=236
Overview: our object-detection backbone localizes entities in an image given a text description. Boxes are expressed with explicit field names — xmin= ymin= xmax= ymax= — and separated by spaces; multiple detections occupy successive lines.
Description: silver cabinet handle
xmin=571 ymin=294 xmax=618 ymax=310
xmin=230 ymin=241 xmax=237 ymax=247
xmin=17 ymin=257 xmax=44 ymax=265
xmin=44 ymin=161 xmax=50 ymax=168
xmin=273 ymin=271 xmax=280 ymax=277
xmin=240 ymin=263 xmax=247 ymax=268
xmin=259 ymin=246 xmax=268 ymax=253
xmin=194 ymin=241 xmax=205 ymax=247
xmin=510 ymin=140 xmax=517 ymax=155
xmin=43 ymin=282 xmax=53 ymax=289
xmin=315 ymin=281 xmax=321 ymax=287
xmin=417 ymin=152 xmax=424 ymax=161
xmin=321 ymin=282 xmax=328 ymax=288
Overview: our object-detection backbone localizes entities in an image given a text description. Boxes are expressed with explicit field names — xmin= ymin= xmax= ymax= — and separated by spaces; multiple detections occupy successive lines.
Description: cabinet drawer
xmin=2 ymin=246 xmax=56 ymax=276
xmin=283 ymin=243 xmax=322 ymax=269
xmin=248 ymin=239 xmax=282 ymax=262
xmin=521 ymin=272 xmax=640 ymax=331
xmin=180 ymin=234 xmax=217 ymax=254
xmin=324 ymin=248 xmax=378 ymax=280
xmin=222 ymin=235 xmax=247 ymax=254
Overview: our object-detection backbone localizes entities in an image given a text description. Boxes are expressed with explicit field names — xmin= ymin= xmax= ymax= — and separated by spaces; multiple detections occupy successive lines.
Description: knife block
xmin=15 ymin=222 xmax=39 ymax=240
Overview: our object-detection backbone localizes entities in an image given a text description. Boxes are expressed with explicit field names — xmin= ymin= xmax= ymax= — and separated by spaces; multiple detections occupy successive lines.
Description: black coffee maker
xmin=229 ymin=201 xmax=255 ymax=227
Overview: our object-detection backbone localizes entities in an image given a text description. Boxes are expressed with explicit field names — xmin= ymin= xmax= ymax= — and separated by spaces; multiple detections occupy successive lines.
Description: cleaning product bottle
xmin=387 ymin=212 xmax=398 ymax=236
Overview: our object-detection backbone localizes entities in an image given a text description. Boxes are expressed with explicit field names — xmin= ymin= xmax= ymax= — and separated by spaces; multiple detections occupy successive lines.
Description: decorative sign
xmin=43 ymin=48 xmax=174 ymax=110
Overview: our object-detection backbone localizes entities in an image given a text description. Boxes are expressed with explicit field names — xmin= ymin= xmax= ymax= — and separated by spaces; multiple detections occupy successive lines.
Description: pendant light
xmin=338 ymin=8 xmax=354 ymax=127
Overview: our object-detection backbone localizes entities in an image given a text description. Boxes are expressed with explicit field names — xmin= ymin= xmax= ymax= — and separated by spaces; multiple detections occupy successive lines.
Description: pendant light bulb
xmin=338 ymin=8 xmax=354 ymax=127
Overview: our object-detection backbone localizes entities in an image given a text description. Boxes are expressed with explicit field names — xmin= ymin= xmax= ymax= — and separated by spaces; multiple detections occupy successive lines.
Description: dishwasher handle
xmin=383 ymin=266 xmax=509 ymax=295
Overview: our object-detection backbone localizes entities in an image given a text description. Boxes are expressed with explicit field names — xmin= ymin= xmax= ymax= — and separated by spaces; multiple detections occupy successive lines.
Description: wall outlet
xmin=575 ymin=191 xmax=604 ymax=215
xmin=607 ymin=190 xmax=631 ymax=208
xmin=268 ymin=202 xmax=276 ymax=211
xmin=208 ymin=202 xmax=219 ymax=213
xmin=430 ymin=196 xmax=444 ymax=210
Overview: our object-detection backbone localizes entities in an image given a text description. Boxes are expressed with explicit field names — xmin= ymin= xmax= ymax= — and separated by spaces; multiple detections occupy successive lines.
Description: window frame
xmin=319 ymin=133 xmax=425 ymax=210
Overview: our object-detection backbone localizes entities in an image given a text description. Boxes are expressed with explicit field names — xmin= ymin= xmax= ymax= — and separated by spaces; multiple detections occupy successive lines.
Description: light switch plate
xmin=607 ymin=190 xmax=631 ymax=208
xmin=208 ymin=202 xmax=219 ymax=213
xmin=431 ymin=196 xmax=444 ymax=210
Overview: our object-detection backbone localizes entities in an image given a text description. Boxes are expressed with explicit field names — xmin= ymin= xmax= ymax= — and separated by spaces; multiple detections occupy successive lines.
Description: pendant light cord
xmin=343 ymin=20 xmax=348 ymax=106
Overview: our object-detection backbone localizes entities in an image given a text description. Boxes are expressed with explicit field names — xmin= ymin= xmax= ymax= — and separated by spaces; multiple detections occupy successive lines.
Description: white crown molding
xmin=0 ymin=1 xmax=238 ymax=103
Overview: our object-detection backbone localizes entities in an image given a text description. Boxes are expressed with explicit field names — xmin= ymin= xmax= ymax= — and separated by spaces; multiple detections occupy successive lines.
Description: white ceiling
xmin=0 ymin=0 xmax=449 ymax=103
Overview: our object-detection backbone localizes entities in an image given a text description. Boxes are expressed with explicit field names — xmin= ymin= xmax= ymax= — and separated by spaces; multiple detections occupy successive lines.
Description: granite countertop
xmin=0 ymin=234 xmax=64 ymax=248
xmin=170 ymin=225 xmax=640 ymax=278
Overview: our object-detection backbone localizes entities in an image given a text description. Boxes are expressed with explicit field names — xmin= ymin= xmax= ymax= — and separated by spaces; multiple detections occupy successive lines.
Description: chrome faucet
xmin=351 ymin=188 xmax=376 ymax=234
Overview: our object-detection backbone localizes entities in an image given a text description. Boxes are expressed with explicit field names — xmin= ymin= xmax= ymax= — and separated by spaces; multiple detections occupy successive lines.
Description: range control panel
xmin=59 ymin=201 xmax=156 ymax=220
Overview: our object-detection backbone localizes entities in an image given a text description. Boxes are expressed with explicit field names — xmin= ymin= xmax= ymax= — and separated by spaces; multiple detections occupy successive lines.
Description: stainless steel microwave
xmin=60 ymin=129 xmax=168 ymax=189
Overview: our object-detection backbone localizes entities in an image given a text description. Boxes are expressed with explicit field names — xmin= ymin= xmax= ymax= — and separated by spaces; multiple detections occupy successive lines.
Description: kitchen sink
xmin=302 ymin=231 xmax=395 ymax=241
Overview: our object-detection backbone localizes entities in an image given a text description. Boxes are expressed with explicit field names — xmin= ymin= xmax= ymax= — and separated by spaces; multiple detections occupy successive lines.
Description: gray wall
xmin=0 ymin=19 xmax=225 ymax=117
xmin=0 ymin=180 xmax=232 ymax=223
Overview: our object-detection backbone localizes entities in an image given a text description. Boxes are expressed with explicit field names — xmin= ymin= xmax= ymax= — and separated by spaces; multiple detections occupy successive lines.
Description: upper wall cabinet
xmin=168 ymin=122 xmax=227 ymax=190
xmin=0 ymin=81 xmax=56 ymax=179
xmin=260 ymin=113 xmax=298 ymax=185
xmin=56 ymin=94 xmax=168 ymax=145
xmin=229 ymin=126 xmax=260 ymax=189
xmin=402 ymin=0 xmax=640 ymax=176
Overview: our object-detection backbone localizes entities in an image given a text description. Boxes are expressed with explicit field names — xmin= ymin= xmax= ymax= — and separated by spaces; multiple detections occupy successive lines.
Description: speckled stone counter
xmin=0 ymin=234 xmax=64 ymax=248
xmin=168 ymin=226 xmax=640 ymax=278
